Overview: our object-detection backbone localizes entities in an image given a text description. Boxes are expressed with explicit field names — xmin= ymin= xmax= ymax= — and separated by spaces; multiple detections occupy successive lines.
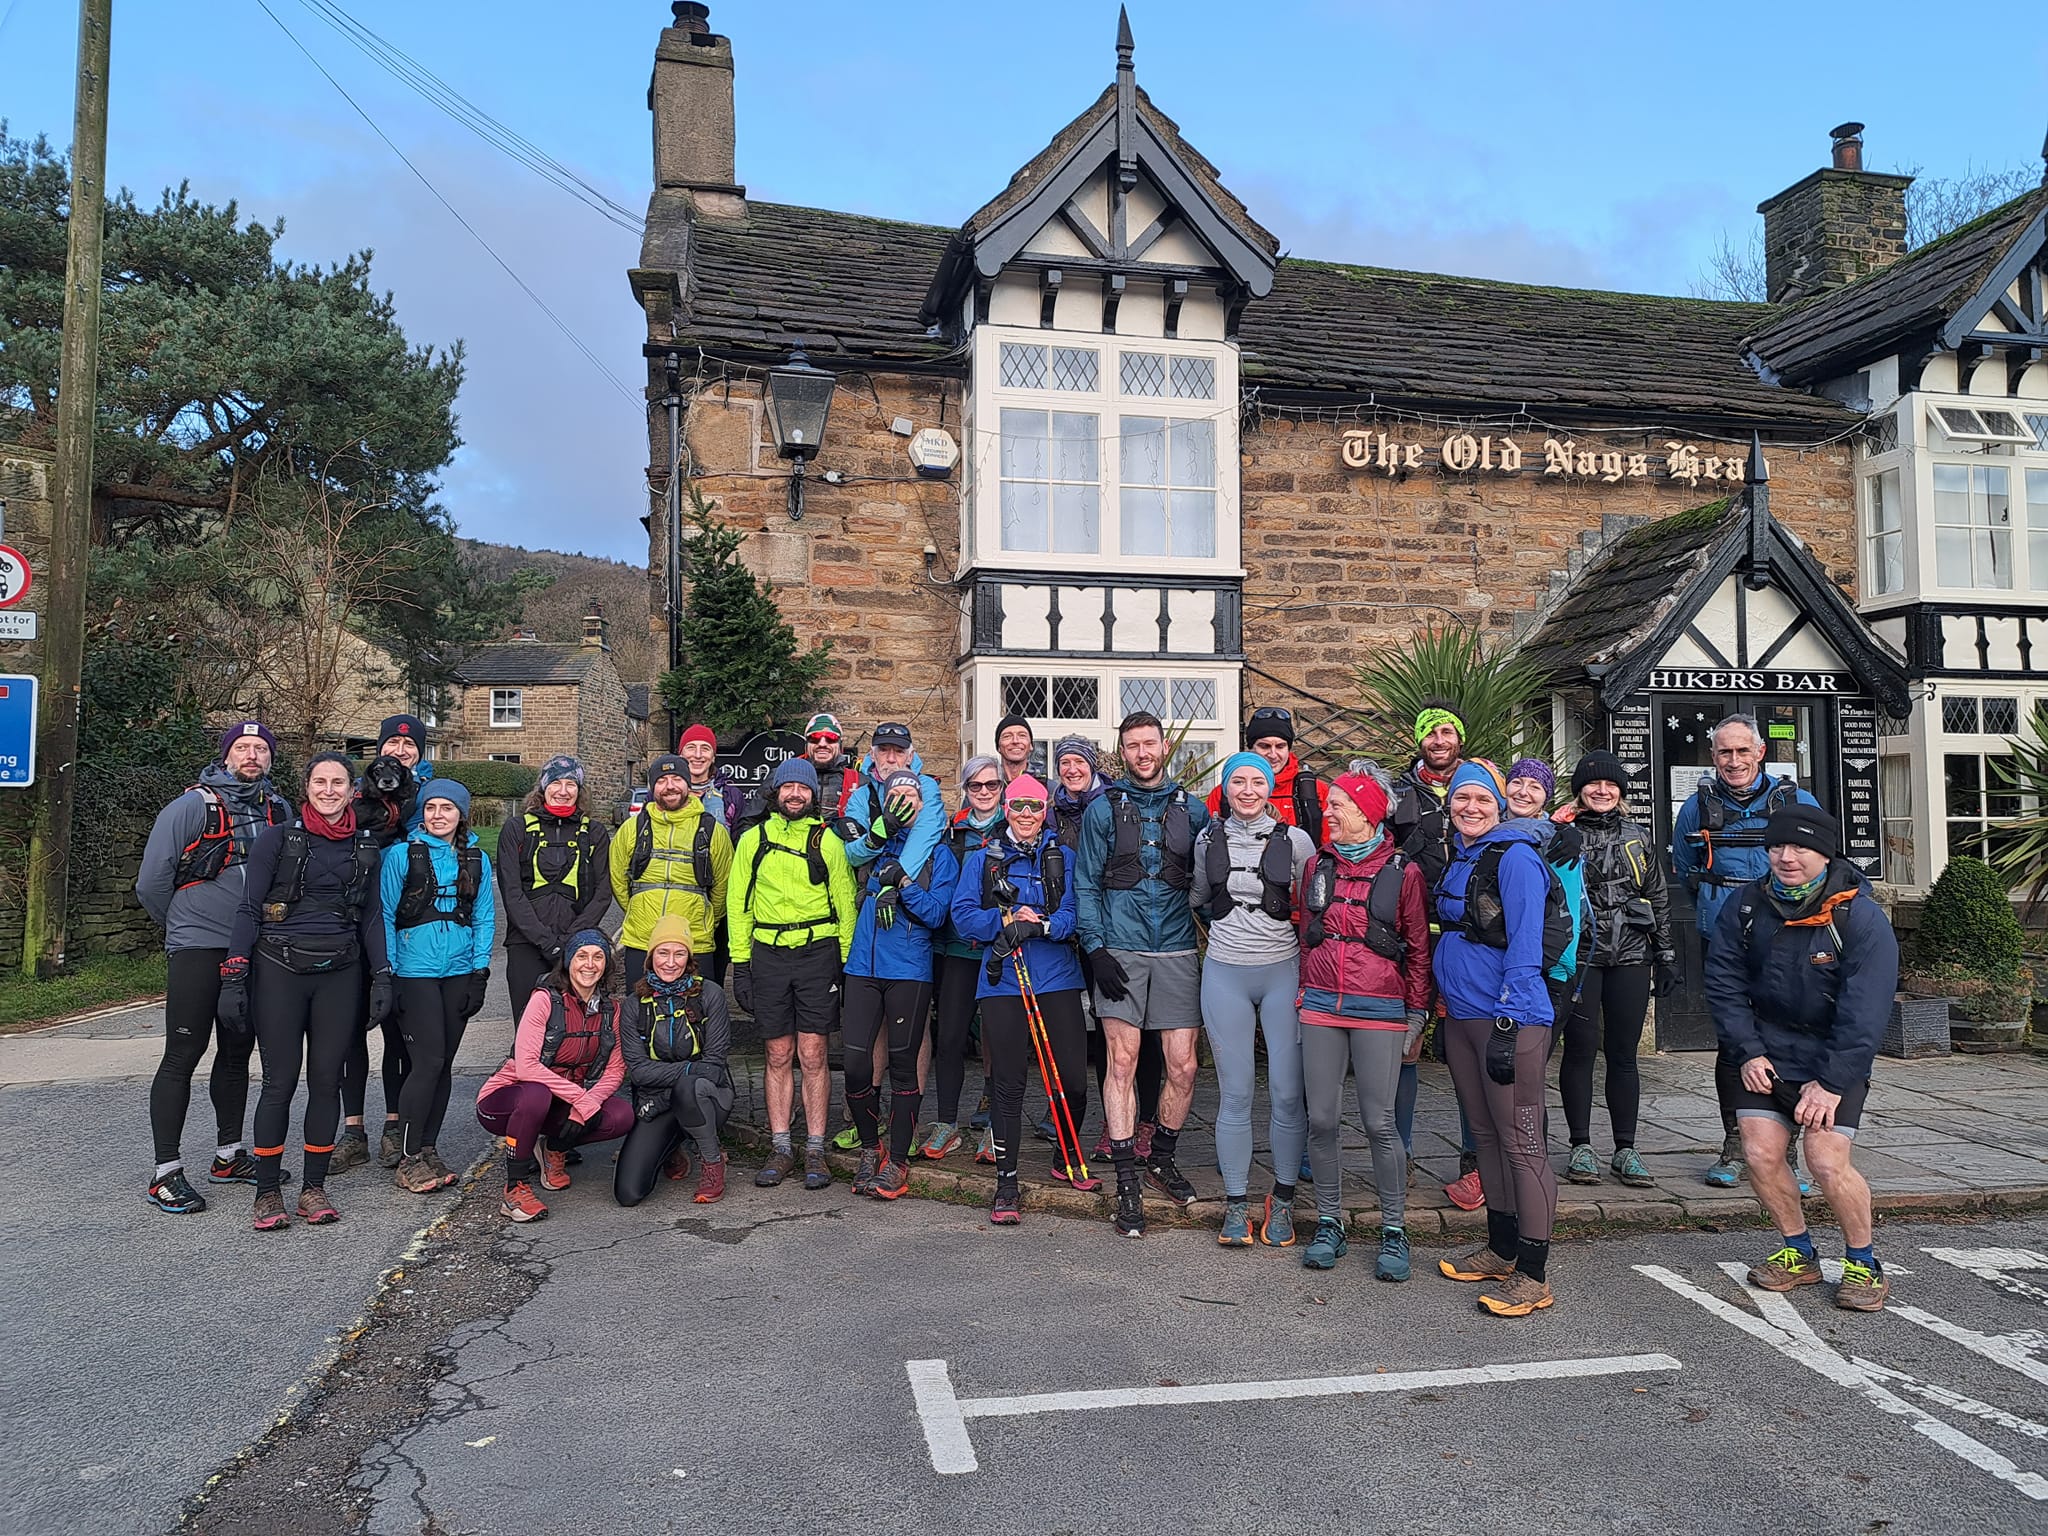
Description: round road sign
xmin=0 ymin=545 xmax=31 ymax=610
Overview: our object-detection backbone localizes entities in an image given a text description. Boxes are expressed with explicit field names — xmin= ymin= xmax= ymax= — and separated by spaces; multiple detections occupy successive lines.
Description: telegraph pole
xmin=24 ymin=0 xmax=111 ymax=976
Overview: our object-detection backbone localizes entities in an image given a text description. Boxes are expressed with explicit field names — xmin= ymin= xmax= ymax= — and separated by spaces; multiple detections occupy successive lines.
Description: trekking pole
xmin=1010 ymin=946 xmax=1092 ymax=1185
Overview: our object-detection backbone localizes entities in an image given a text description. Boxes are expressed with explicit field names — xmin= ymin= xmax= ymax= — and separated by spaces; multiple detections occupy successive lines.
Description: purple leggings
xmin=477 ymin=1081 xmax=632 ymax=1166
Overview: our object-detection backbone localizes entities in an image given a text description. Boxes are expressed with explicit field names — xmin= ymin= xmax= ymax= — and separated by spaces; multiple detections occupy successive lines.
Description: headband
xmin=1414 ymin=707 xmax=1466 ymax=745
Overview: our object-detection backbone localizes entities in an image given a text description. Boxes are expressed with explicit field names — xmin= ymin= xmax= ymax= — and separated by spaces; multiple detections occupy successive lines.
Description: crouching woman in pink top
xmin=476 ymin=928 xmax=632 ymax=1222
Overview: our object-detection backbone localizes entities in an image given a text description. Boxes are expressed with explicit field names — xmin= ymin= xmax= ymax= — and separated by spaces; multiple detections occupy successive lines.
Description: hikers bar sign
xmin=0 ymin=675 xmax=37 ymax=786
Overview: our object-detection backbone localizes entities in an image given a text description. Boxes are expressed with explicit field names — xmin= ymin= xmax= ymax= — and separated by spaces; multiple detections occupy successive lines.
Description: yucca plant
xmin=1099 ymin=717 xmax=1218 ymax=790
xmin=1990 ymin=706 xmax=2048 ymax=912
xmin=1351 ymin=622 xmax=1553 ymax=768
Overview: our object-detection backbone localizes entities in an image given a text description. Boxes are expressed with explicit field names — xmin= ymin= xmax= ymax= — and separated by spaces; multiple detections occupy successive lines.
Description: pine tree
xmin=656 ymin=483 xmax=833 ymax=741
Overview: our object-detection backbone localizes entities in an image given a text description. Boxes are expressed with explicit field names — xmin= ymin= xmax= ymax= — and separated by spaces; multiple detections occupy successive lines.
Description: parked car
xmin=618 ymin=786 xmax=652 ymax=821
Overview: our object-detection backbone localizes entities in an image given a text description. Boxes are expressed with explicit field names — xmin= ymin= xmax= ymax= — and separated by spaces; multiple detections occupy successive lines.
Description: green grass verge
xmin=474 ymin=824 xmax=501 ymax=859
xmin=0 ymin=950 xmax=169 ymax=1032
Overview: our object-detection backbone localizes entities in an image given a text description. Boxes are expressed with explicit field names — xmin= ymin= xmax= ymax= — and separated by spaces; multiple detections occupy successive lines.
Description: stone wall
xmin=655 ymin=373 xmax=968 ymax=787
xmin=443 ymin=659 xmax=632 ymax=814
xmin=1760 ymin=167 xmax=1911 ymax=304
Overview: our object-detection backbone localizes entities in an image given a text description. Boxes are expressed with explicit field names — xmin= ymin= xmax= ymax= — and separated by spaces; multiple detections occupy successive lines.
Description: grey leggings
xmin=1301 ymin=1023 xmax=1407 ymax=1227
xmin=1199 ymin=956 xmax=1303 ymax=1199
xmin=1444 ymin=1015 xmax=1557 ymax=1244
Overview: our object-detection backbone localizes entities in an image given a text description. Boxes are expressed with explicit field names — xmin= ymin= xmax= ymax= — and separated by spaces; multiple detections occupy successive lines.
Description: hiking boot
xmin=538 ymin=1142 xmax=572 ymax=1192
xmin=296 ymin=1185 xmax=339 ymax=1225
xmin=1477 ymin=1272 xmax=1554 ymax=1317
xmin=421 ymin=1147 xmax=457 ymax=1188
xmin=1113 ymin=1177 xmax=1146 ymax=1238
xmin=852 ymin=1147 xmax=883 ymax=1197
xmin=1376 ymin=1227 xmax=1412 ymax=1283
xmin=921 ymin=1122 xmax=961 ymax=1160
xmin=803 ymin=1149 xmax=833 ymax=1190
xmin=1302 ymin=1218 xmax=1348 ymax=1270
xmin=832 ymin=1124 xmax=862 ymax=1152
xmin=1144 ymin=1155 xmax=1197 ymax=1207
xmin=1835 ymin=1258 xmax=1890 ymax=1312
xmin=252 ymin=1188 xmax=291 ymax=1230
xmin=872 ymin=1158 xmax=909 ymax=1201
xmin=1259 ymin=1193 xmax=1297 ymax=1247
xmin=1439 ymin=1243 xmax=1516 ymax=1282
xmin=327 ymin=1130 xmax=369 ymax=1175
xmin=1133 ymin=1121 xmax=1155 ymax=1161
xmin=378 ymin=1126 xmax=403 ymax=1170
xmin=1050 ymin=1162 xmax=1102 ymax=1192
xmin=969 ymin=1093 xmax=991 ymax=1131
xmin=692 ymin=1157 xmax=727 ymax=1204
xmin=1610 ymin=1147 xmax=1653 ymax=1188
xmin=990 ymin=1174 xmax=1021 ymax=1226
xmin=1704 ymin=1131 xmax=1745 ymax=1188
xmin=1444 ymin=1169 xmax=1485 ymax=1211
xmin=207 ymin=1151 xmax=267 ymax=1185
xmin=500 ymin=1182 xmax=548 ymax=1223
xmin=1565 ymin=1145 xmax=1601 ymax=1185
xmin=754 ymin=1149 xmax=796 ymax=1187
xmin=147 ymin=1170 xmax=207 ymax=1214
xmin=394 ymin=1154 xmax=441 ymax=1194
xmin=1219 ymin=1198 xmax=1253 ymax=1246
xmin=1748 ymin=1244 xmax=1825 ymax=1292
xmin=974 ymin=1128 xmax=996 ymax=1165
xmin=664 ymin=1143 xmax=693 ymax=1182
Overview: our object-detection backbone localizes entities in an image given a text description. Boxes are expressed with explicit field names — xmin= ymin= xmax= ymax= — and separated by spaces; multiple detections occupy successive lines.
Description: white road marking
xmin=1920 ymin=1248 xmax=2048 ymax=1308
xmin=1859 ymin=1361 xmax=2048 ymax=1443
xmin=1635 ymin=1262 xmax=2048 ymax=1502
xmin=1890 ymin=1305 xmax=2048 ymax=1388
xmin=906 ymin=1353 xmax=1681 ymax=1476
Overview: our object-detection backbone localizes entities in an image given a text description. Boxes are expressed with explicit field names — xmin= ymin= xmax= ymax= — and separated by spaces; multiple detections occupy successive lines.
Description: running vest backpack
xmin=392 ymin=838 xmax=484 ymax=931
xmin=1101 ymin=785 xmax=1194 ymax=892
xmin=1462 ymin=842 xmax=1573 ymax=977
xmin=981 ymin=837 xmax=1067 ymax=916
xmin=260 ymin=824 xmax=381 ymax=926
xmin=639 ymin=977 xmax=708 ymax=1062
xmin=742 ymin=820 xmax=832 ymax=909
xmin=1290 ymin=771 xmax=1327 ymax=847
xmin=522 ymin=812 xmax=601 ymax=903
xmin=1204 ymin=821 xmax=1295 ymax=923
xmin=629 ymin=808 xmax=716 ymax=897
xmin=947 ymin=813 xmax=1002 ymax=868
xmin=1303 ymin=850 xmax=1408 ymax=961
xmin=1691 ymin=775 xmax=1799 ymax=843
xmin=172 ymin=784 xmax=289 ymax=889
xmin=539 ymin=989 xmax=619 ymax=1089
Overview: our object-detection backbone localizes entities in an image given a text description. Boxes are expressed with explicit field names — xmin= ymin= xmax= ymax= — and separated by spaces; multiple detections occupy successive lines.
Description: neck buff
xmin=302 ymin=801 xmax=357 ymax=840
xmin=1770 ymin=871 xmax=1827 ymax=904
xmin=1335 ymin=827 xmax=1385 ymax=862
xmin=643 ymin=969 xmax=698 ymax=998
xmin=1414 ymin=760 xmax=1457 ymax=789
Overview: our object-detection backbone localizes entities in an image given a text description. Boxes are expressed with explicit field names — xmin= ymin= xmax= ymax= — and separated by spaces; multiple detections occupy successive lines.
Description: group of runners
xmin=136 ymin=695 xmax=1899 ymax=1319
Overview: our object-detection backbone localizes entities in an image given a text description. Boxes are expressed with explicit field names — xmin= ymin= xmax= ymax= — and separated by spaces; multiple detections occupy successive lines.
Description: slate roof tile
xmin=452 ymin=644 xmax=599 ymax=686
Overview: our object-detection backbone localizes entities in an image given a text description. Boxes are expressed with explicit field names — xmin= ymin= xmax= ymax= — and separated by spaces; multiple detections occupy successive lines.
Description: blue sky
xmin=2 ymin=0 xmax=2042 ymax=563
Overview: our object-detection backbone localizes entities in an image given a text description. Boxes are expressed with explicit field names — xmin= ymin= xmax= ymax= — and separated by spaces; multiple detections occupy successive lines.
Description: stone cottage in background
xmin=445 ymin=609 xmax=630 ymax=809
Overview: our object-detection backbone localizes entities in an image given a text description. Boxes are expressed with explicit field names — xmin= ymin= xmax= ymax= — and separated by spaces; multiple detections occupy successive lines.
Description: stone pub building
xmin=630 ymin=4 xmax=2048 ymax=1039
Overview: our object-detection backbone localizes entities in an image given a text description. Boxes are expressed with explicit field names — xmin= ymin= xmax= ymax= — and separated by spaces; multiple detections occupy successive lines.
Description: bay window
xmin=1932 ymin=463 xmax=2012 ymax=590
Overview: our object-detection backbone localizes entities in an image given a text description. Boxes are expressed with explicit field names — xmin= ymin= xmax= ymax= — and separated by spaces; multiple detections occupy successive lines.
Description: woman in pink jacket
xmin=476 ymin=928 xmax=631 ymax=1222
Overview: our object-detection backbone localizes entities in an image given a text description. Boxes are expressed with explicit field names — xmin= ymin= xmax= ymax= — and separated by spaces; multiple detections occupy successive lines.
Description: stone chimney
xmin=582 ymin=602 xmax=609 ymax=651
xmin=1757 ymin=123 xmax=1912 ymax=304
xmin=649 ymin=2 xmax=744 ymax=216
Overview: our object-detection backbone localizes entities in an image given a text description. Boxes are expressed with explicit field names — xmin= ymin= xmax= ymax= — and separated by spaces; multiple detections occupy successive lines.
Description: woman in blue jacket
xmin=381 ymin=780 xmax=496 ymax=1194
xmin=949 ymin=775 xmax=1088 ymax=1224
xmin=1429 ymin=759 xmax=1560 ymax=1318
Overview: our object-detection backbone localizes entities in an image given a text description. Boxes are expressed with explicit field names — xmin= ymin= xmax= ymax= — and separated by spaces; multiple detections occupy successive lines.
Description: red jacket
xmin=1294 ymin=840 xmax=1431 ymax=1029
xmin=1205 ymin=753 xmax=1330 ymax=842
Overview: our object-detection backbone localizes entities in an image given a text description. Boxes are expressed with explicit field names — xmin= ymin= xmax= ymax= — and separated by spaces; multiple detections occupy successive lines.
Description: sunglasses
xmin=965 ymin=778 xmax=1002 ymax=792
xmin=807 ymin=734 xmax=839 ymax=745
xmin=1006 ymin=798 xmax=1047 ymax=814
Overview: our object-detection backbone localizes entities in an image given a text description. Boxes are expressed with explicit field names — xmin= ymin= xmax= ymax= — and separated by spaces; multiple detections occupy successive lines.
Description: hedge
xmin=429 ymin=759 xmax=539 ymax=800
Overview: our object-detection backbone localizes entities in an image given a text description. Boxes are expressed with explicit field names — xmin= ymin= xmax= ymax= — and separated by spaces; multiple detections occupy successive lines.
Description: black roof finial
xmin=1117 ymin=5 xmax=1134 ymax=67
xmin=1748 ymin=430 xmax=1769 ymax=484
xmin=1114 ymin=6 xmax=1138 ymax=192
xmin=2040 ymin=116 xmax=2047 ymax=184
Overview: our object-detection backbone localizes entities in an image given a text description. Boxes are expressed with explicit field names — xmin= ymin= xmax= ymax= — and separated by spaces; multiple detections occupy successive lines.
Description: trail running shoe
xmin=664 ymin=1143 xmax=692 ymax=1182
xmin=1376 ymin=1227 xmax=1412 ymax=1283
xmin=538 ymin=1142 xmax=571 ymax=1192
xmin=1113 ymin=1178 xmax=1146 ymax=1238
xmin=1835 ymin=1259 xmax=1889 ymax=1312
xmin=1034 ymin=1113 xmax=1058 ymax=1143
xmin=969 ymin=1093 xmax=991 ymax=1131
xmin=1748 ymin=1244 xmax=1824 ymax=1292
xmin=1133 ymin=1121 xmax=1155 ymax=1161
xmin=1219 ymin=1198 xmax=1253 ymax=1246
xmin=1565 ymin=1145 xmax=1601 ymax=1184
xmin=921 ymin=1122 xmax=961 ymax=1160
xmin=1299 ymin=1152 xmax=1314 ymax=1184
xmin=378 ymin=1127 xmax=403 ymax=1170
xmin=422 ymin=1147 xmax=456 ymax=1188
xmin=693 ymin=1157 xmax=726 ymax=1204
xmin=1477 ymin=1272 xmax=1553 ymax=1317
xmin=296 ymin=1185 xmax=340 ymax=1225
xmin=1259 ymin=1194 xmax=1297 ymax=1247
xmin=1439 ymin=1243 xmax=1516 ymax=1282
xmin=803 ymin=1149 xmax=833 ymax=1190
xmin=252 ymin=1188 xmax=291 ymax=1230
xmin=832 ymin=1124 xmax=862 ymax=1152
xmin=327 ymin=1130 xmax=369 ymax=1174
xmin=754 ymin=1149 xmax=795 ymax=1187
xmin=147 ymin=1170 xmax=207 ymax=1214
xmin=394 ymin=1154 xmax=441 ymax=1194
xmin=1145 ymin=1155 xmax=1197 ymax=1207
xmin=1444 ymin=1170 xmax=1485 ymax=1211
xmin=990 ymin=1175 xmax=1021 ymax=1226
xmin=208 ymin=1151 xmax=266 ymax=1185
xmin=1051 ymin=1162 xmax=1103 ymax=1192
xmin=872 ymin=1158 xmax=909 ymax=1201
xmin=1092 ymin=1128 xmax=1114 ymax=1161
xmin=1704 ymin=1131 xmax=1745 ymax=1188
xmin=852 ymin=1148 xmax=882 ymax=1197
xmin=974 ymin=1128 xmax=997 ymax=1165
xmin=1610 ymin=1147 xmax=1653 ymax=1188
xmin=500 ymin=1182 xmax=548 ymax=1223
xmin=1302 ymin=1218 xmax=1348 ymax=1270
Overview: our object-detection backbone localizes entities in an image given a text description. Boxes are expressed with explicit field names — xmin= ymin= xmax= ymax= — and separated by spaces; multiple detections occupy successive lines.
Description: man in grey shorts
xmin=1077 ymin=711 xmax=1211 ymax=1238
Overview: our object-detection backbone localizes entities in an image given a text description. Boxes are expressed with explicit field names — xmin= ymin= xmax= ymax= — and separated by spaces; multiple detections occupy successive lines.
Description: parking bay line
xmin=907 ymin=1353 xmax=1683 ymax=1475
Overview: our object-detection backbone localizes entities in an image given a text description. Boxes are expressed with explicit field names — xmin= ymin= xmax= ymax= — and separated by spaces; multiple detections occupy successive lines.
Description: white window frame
xmin=1925 ymin=400 xmax=2037 ymax=446
xmin=1930 ymin=459 xmax=2015 ymax=591
xmin=961 ymin=659 xmax=1239 ymax=791
xmin=968 ymin=323 xmax=1241 ymax=577
xmin=1863 ymin=464 xmax=1904 ymax=597
xmin=490 ymin=688 xmax=523 ymax=728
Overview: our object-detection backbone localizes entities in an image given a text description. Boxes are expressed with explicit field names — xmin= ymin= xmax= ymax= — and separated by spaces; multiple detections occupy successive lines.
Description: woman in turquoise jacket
xmin=380 ymin=779 xmax=496 ymax=1193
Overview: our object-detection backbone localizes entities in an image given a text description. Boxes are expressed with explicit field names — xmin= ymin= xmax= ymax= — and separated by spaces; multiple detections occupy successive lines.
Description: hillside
xmin=459 ymin=538 xmax=657 ymax=686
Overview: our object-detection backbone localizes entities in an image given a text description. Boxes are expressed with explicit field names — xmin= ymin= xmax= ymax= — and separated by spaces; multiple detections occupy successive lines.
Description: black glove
xmin=1486 ymin=1017 xmax=1519 ymax=1086
xmin=1548 ymin=822 xmax=1583 ymax=863
xmin=460 ymin=969 xmax=490 ymax=1020
xmin=368 ymin=970 xmax=396 ymax=1026
xmin=544 ymin=940 xmax=564 ymax=967
xmin=729 ymin=962 xmax=753 ymax=1016
xmin=832 ymin=814 xmax=870 ymax=845
xmin=875 ymin=888 xmax=900 ymax=930
xmin=217 ymin=957 xmax=251 ymax=1036
xmin=1085 ymin=948 xmax=1130 ymax=1002
xmin=880 ymin=793 xmax=916 ymax=835
xmin=873 ymin=858 xmax=905 ymax=888
xmin=1653 ymin=954 xmax=1683 ymax=997
xmin=1000 ymin=916 xmax=1046 ymax=947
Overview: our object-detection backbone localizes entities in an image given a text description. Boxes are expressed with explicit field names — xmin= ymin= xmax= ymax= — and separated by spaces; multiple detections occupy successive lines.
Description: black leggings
xmin=1089 ymin=1020 xmax=1163 ymax=1123
xmin=614 ymin=1076 xmax=733 ymax=1207
xmin=841 ymin=976 xmax=931 ymax=1164
xmin=1560 ymin=963 xmax=1651 ymax=1150
xmin=504 ymin=940 xmax=552 ymax=1039
xmin=150 ymin=947 xmax=256 ymax=1167
xmin=341 ymin=975 xmax=409 ymax=1123
xmin=252 ymin=957 xmax=361 ymax=1193
xmin=986 ymin=989 xmax=1087 ymax=1175
xmin=395 ymin=976 xmax=471 ymax=1157
xmin=930 ymin=953 xmax=982 ymax=1124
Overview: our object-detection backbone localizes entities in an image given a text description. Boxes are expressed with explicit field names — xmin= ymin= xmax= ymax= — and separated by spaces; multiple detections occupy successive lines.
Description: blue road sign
xmin=0 ymin=674 xmax=37 ymax=787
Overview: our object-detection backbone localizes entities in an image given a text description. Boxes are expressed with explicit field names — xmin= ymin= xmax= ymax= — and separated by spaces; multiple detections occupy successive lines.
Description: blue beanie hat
xmin=419 ymin=779 xmax=472 ymax=821
xmin=1449 ymin=758 xmax=1508 ymax=813
xmin=1219 ymin=751 xmax=1276 ymax=793
xmin=771 ymin=757 xmax=821 ymax=794
xmin=566 ymin=928 xmax=612 ymax=968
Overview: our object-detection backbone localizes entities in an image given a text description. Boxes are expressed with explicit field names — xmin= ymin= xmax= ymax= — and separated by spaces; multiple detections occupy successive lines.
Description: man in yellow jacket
xmin=728 ymin=757 xmax=857 ymax=1189
xmin=610 ymin=754 xmax=732 ymax=989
